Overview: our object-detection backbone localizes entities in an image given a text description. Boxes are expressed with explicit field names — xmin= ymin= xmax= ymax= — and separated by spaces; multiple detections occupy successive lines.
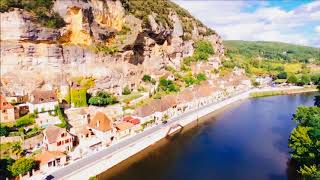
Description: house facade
xmin=0 ymin=95 xmax=16 ymax=123
xmin=28 ymin=90 xmax=58 ymax=113
xmin=88 ymin=112 xmax=114 ymax=140
xmin=43 ymin=126 xmax=74 ymax=152
xmin=34 ymin=151 xmax=67 ymax=172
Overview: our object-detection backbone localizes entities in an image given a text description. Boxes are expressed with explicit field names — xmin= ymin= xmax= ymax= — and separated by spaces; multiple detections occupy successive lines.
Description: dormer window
xmin=3 ymin=102 xmax=8 ymax=106
xmin=40 ymin=98 xmax=44 ymax=102
xmin=50 ymin=97 xmax=54 ymax=100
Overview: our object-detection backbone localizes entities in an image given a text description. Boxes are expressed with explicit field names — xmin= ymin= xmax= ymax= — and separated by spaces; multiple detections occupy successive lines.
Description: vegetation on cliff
xmin=120 ymin=0 xmax=215 ymax=39
xmin=289 ymin=89 xmax=320 ymax=178
xmin=0 ymin=0 xmax=65 ymax=28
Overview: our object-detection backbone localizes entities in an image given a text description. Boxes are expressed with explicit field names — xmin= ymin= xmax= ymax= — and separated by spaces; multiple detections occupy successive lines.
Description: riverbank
xmin=250 ymin=86 xmax=318 ymax=98
xmin=43 ymin=86 xmax=316 ymax=180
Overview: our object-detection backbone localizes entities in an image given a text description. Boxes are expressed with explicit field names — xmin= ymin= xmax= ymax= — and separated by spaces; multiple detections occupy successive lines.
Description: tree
xmin=287 ymin=74 xmax=298 ymax=84
xmin=88 ymin=91 xmax=117 ymax=106
xmin=300 ymin=74 xmax=311 ymax=85
xmin=8 ymin=158 xmax=36 ymax=177
xmin=277 ymin=71 xmax=287 ymax=79
xmin=122 ymin=85 xmax=131 ymax=95
xmin=70 ymin=88 xmax=88 ymax=107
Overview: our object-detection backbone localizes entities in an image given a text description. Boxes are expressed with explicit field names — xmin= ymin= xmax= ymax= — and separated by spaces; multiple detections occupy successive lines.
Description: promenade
xmin=37 ymin=86 xmax=309 ymax=180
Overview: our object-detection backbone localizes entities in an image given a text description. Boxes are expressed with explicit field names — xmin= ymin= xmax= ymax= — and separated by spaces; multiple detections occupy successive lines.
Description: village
xmin=0 ymin=64 xmax=254 ymax=179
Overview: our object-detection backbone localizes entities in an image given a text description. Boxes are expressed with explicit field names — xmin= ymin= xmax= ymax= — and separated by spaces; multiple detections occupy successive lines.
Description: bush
xmin=196 ymin=73 xmax=207 ymax=82
xmin=16 ymin=114 xmax=36 ymax=127
xmin=122 ymin=85 xmax=132 ymax=95
xmin=55 ymin=106 xmax=68 ymax=128
xmin=88 ymin=91 xmax=118 ymax=106
xmin=142 ymin=75 xmax=151 ymax=82
xmin=194 ymin=40 xmax=214 ymax=55
xmin=0 ymin=125 xmax=9 ymax=136
xmin=90 ymin=43 xmax=119 ymax=55
xmin=158 ymin=77 xmax=180 ymax=92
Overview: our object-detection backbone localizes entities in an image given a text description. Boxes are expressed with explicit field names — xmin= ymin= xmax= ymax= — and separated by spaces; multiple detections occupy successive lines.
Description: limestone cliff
xmin=0 ymin=0 xmax=224 ymax=95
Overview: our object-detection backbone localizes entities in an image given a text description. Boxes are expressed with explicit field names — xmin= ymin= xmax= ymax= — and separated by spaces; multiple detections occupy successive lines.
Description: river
xmin=98 ymin=92 xmax=317 ymax=180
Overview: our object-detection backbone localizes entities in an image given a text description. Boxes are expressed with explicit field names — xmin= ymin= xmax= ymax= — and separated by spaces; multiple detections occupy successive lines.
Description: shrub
xmin=299 ymin=74 xmax=311 ymax=85
xmin=122 ymin=85 xmax=132 ymax=95
xmin=90 ymin=43 xmax=119 ymax=55
xmin=196 ymin=73 xmax=207 ymax=82
xmin=0 ymin=125 xmax=9 ymax=136
xmin=142 ymin=75 xmax=151 ymax=82
xmin=194 ymin=40 xmax=214 ymax=55
xmin=16 ymin=114 xmax=36 ymax=127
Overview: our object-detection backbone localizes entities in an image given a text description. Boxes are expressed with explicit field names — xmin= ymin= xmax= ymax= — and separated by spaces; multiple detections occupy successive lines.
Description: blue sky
xmin=174 ymin=0 xmax=320 ymax=47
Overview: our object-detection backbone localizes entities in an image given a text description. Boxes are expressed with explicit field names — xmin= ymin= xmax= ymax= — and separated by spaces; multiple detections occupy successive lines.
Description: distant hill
xmin=224 ymin=40 xmax=320 ymax=63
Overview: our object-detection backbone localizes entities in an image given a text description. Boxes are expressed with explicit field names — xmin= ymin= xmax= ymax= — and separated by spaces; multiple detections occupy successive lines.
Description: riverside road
xmin=47 ymin=90 xmax=249 ymax=179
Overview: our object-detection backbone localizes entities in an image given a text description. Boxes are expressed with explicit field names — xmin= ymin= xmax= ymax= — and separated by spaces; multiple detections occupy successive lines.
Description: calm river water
xmin=99 ymin=93 xmax=317 ymax=180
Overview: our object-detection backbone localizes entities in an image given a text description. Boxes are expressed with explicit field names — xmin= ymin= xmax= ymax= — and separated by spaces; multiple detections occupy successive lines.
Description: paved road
xmin=47 ymin=91 xmax=248 ymax=179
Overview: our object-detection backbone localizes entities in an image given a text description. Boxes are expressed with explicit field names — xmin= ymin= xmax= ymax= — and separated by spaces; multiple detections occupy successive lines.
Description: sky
xmin=174 ymin=0 xmax=320 ymax=47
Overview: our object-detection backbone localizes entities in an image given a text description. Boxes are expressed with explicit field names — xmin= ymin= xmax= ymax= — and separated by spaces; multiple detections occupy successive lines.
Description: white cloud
xmin=174 ymin=0 xmax=320 ymax=47
xmin=316 ymin=26 xmax=320 ymax=33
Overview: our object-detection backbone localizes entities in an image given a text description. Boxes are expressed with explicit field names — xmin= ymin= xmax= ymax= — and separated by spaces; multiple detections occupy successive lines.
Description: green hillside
xmin=221 ymin=40 xmax=320 ymax=85
xmin=224 ymin=40 xmax=320 ymax=63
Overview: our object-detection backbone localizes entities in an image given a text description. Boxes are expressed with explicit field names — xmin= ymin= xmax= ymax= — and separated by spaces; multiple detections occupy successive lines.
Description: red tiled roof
xmin=116 ymin=122 xmax=134 ymax=132
xmin=123 ymin=116 xmax=140 ymax=125
xmin=34 ymin=151 xmax=66 ymax=165
xmin=0 ymin=95 xmax=14 ymax=110
xmin=44 ymin=126 xmax=68 ymax=144
xmin=89 ymin=112 xmax=113 ymax=132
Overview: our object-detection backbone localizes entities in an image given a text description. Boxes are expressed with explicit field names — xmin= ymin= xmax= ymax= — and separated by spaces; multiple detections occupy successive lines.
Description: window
xmin=2 ymin=110 xmax=6 ymax=113
xmin=56 ymin=158 xmax=61 ymax=165
xmin=57 ymin=141 xmax=61 ymax=146
xmin=65 ymin=139 xmax=69 ymax=143
xmin=61 ymin=133 xmax=65 ymax=137
xmin=40 ymin=98 xmax=44 ymax=102
xmin=48 ymin=161 xmax=53 ymax=167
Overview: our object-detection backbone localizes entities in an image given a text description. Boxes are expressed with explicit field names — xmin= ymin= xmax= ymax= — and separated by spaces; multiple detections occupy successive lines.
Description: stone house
xmin=43 ymin=126 xmax=74 ymax=152
xmin=27 ymin=90 xmax=59 ymax=113
xmin=23 ymin=134 xmax=43 ymax=151
xmin=0 ymin=95 xmax=16 ymax=123
xmin=65 ymin=108 xmax=90 ymax=134
xmin=5 ymin=95 xmax=28 ymax=104
xmin=88 ymin=112 xmax=114 ymax=141
xmin=34 ymin=151 xmax=67 ymax=172
xmin=115 ymin=122 xmax=134 ymax=139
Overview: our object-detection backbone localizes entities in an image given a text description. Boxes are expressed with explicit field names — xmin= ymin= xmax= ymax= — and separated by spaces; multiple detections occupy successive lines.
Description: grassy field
xmin=250 ymin=87 xmax=318 ymax=98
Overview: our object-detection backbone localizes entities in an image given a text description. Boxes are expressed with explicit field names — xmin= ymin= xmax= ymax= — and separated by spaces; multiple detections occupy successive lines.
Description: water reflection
xmin=99 ymin=93 xmax=317 ymax=180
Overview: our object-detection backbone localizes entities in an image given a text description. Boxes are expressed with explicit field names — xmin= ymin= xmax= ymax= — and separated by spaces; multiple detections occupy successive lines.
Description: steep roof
xmin=0 ymin=95 xmax=14 ymax=110
xmin=43 ymin=126 xmax=67 ymax=144
xmin=31 ymin=90 xmax=57 ymax=104
xmin=89 ymin=112 xmax=112 ymax=132
xmin=34 ymin=151 xmax=66 ymax=165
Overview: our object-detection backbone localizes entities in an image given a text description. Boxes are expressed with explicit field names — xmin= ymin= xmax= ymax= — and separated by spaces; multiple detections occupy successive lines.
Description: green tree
xmin=16 ymin=113 xmax=36 ymax=127
xmin=287 ymin=74 xmax=298 ymax=84
xmin=300 ymin=74 xmax=311 ymax=85
xmin=8 ymin=158 xmax=36 ymax=177
xmin=88 ymin=91 xmax=117 ymax=106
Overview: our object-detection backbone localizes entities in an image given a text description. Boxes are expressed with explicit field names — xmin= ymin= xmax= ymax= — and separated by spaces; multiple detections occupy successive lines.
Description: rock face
xmin=0 ymin=0 xmax=224 ymax=95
